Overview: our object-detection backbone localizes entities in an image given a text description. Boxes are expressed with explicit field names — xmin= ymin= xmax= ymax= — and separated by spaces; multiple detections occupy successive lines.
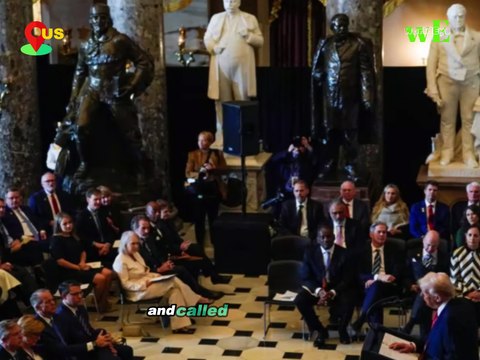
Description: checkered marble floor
xmin=89 ymin=273 xmax=407 ymax=360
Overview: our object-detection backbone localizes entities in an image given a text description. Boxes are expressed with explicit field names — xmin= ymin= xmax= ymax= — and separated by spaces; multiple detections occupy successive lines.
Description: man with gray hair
xmin=390 ymin=272 xmax=478 ymax=359
xmin=425 ymin=3 xmax=480 ymax=167
xmin=451 ymin=181 xmax=480 ymax=233
xmin=0 ymin=320 xmax=23 ymax=359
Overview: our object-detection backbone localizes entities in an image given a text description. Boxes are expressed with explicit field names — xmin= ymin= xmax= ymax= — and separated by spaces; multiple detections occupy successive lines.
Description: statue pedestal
xmin=221 ymin=152 xmax=272 ymax=212
xmin=418 ymin=165 xmax=470 ymax=206
xmin=428 ymin=161 xmax=480 ymax=178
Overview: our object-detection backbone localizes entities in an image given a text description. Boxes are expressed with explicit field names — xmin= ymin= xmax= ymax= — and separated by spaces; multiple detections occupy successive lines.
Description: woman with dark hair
xmin=50 ymin=212 xmax=113 ymax=312
xmin=455 ymin=205 xmax=480 ymax=249
xmin=371 ymin=184 xmax=410 ymax=238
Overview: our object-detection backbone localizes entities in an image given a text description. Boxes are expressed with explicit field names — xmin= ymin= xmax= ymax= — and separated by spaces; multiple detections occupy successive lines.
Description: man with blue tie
xmin=402 ymin=230 xmax=449 ymax=339
xmin=55 ymin=281 xmax=133 ymax=360
xmin=2 ymin=189 xmax=46 ymax=265
xmin=409 ymin=181 xmax=450 ymax=240
xmin=390 ymin=272 xmax=479 ymax=359
xmin=294 ymin=223 xmax=354 ymax=346
xmin=31 ymin=288 xmax=106 ymax=360
xmin=0 ymin=320 xmax=25 ymax=360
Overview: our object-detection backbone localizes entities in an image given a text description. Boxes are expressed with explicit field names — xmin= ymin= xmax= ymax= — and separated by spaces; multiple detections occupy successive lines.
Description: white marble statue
xmin=425 ymin=3 xmax=480 ymax=168
xmin=204 ymin=0 xmax=264 ymax=149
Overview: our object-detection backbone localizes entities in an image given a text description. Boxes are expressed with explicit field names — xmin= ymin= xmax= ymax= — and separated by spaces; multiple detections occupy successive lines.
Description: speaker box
xmin=212 ymin=213 xmax=272 ymax=275
xmin=222 ymin=101 xmax=260 ymax=156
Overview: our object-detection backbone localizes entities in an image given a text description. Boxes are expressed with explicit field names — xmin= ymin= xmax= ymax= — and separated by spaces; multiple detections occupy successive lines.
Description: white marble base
xmin=428 ymin=160 xmax=480 ymax=177
xmin=222 ymin=152 xmax=272 ymax=211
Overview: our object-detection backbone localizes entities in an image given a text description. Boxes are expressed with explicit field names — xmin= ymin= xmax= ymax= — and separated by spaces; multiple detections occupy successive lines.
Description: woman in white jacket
xmin=113 ymin=231 xmax=212 ymax=333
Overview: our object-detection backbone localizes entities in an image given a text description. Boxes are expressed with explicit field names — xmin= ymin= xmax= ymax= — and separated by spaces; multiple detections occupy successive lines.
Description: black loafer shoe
xmin=208 ymin=290 xmax=225 ymax=300
xmin=211 ymin=275 xmax=232 ymax=284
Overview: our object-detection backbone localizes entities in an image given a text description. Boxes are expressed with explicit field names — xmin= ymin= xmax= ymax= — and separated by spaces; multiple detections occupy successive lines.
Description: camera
xmin=261 ymin=192 xmax=285 ymax=210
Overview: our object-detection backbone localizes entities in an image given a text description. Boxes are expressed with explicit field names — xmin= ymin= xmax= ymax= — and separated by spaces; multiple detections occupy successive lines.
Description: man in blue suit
xmin=390 ymin=272 xmax=479 ymax=359
xmin=55 ymin=281 xmax=133 ymax=360
xmin=31 ymin=288 xmax=104 ymax=360
xmin=295 ymin=222 xmax=355 ymax=346
xmin=28 ymin=172 xmax=73 ymax=234
xmin=409 ymin=180 xmax=450 ymax=240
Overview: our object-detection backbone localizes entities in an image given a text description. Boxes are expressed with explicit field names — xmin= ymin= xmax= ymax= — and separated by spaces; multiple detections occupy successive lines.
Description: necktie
xmin=76 ymin=310 xmax=93 ymax=337
xmin=49 ymin=193 xmax=60 ymax=217
xmin=91 ymin=211 xmax=105 ymax=243
xmin=372 ymin=249 xmax=381 ymax=275
xmin=14 ymin=209 xmax=38 ymax=238
xmin=427 ymin=204 xmax=435 ymax=231
xmin=324 ymin=250 xmax=331 ymax=284
xmin=334 ymin=225 xmax=345 ymax=248
xmin=344 ymin=202 xmax=351 ymax=218
xmin=423 ymin=254 xmax=433 ymax=269
xmin=297 ymin=204 xmax=304 ymax=234
xmin=431 ymin=310 xmax=438 ymax=327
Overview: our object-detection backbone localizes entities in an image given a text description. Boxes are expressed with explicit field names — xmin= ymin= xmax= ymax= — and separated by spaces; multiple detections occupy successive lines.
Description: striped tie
xmin=372 ymin=249 xmax=381 ymax=275
xmin=423 ymin=254 xmax=433 ymax=269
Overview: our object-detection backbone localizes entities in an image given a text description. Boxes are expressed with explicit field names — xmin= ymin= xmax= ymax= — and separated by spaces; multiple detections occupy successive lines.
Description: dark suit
xmin=334 ymin=218 xmax=365 ymax=254
xmin=404 ymin=245 xmax=449 ymax=339
xmin=409 ymin=201 xmax=450 ymax=240
xmin=413 ymin=298 xmax=478 ymax=360
xmin=0 ymin=346 xmax=24 ymax=360
xmin=279 ymin=198 xmax=325 ymax=239
xmin=28 ymin=190 xmax=73 ymax=232
xmin=342 ymin=198 xmax=370 ymax=234
xmin=1 ymin=206 xmax=44 ymax=266
xmin=295 ymin=244 xmax=354 ymax=333
xmin=34 ymin=314 xmax=91 ymax=360
xmin=76 ymin=209 xmax=115 ymax=265
xmin=356 ymin=240 xmax=405 ymax=325
xmin=55 ymin=303 xmax=133 ymax=360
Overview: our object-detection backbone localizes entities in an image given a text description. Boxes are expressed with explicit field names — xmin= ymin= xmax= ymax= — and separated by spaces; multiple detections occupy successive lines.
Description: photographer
xmin=185 ymin=131 xmax=227 ymax=247
xmin=276 ymin=136 xmax=316 ymax=196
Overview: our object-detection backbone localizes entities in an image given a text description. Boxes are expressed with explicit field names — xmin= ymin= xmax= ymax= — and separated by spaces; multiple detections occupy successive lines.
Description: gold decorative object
xmin=174 ymin=26 xmax=209 ymax=67
xmin=164 ymin=0 xmax=192 ymax=13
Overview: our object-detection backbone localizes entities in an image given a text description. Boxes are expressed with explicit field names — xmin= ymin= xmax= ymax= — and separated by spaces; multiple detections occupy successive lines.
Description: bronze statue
xmin=65 ymin=4 xmax=154 ymax=181
xmin=312 ymin=14 xmax=375 ymax=181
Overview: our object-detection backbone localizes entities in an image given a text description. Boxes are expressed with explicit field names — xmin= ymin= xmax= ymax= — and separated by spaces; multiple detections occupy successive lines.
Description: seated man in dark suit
xmin=55 ymin=281 xmax=133 ymax=360
xmin=131 ymin=215 xmax=223 ymax=300
xmin=279 ymin=180 xmax=325 ymax=239
xmin=76 ymin=188 xmax=116 ymax=267
xmin=352 ymin=221 xmax=405 ymax=333
xmin=31 ymin=288 xmax=113 ymax=360
xmin=28 ymin=172 xmax=73 ymax=234
xmin=146 ymin=200 xmax=231 ymax=284
xmin=328 ymin=200 xmax=364 ymax=253
xmin=339 ymin=180 xmax=370 ymax=233
xmin=409 ymin=180 xmax=450 ymax=240
xmin=402 ymin=230 xmax=449 ymax=339
xmin=2 ymin=188 xmax=46 ymax=265
xmin=390 ymin=272 xmax=479 ymax=360
xmin=0 ymin=320 xmax=24 ymax=360
xmin=295 ymin=222 xmax=355 ymax=346
xmin=0 ymin=198 xmax=38 ymax=304
xmin=451 ymin=181 xmax=480 ymax=235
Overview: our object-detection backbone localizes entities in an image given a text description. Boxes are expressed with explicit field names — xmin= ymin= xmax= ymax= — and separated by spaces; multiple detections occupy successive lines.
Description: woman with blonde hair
xmin=17 ymin=314 xmax=45 ymax=359
xmin=113 ymin=231 xmax=213 ymax=333
xmin=51 ymin=212 xmax=113 ymax=313
xmin=371 ymin=184 xmax=410 ymax=238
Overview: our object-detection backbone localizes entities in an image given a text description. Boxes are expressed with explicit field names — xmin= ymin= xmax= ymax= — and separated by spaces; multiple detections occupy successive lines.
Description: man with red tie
xmin=390 ymin=272 xmax=478 ymax=359
xmin=28 ymin=172 xmax=73 ymax=234
xmin=409 ymin=180 xmax=450 ymax=240
xmin=338 ymin=180 xmax=370 ymax=234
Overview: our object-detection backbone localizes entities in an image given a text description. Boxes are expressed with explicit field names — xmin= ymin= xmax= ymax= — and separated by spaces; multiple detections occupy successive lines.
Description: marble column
xmin=326 ymin=0 xmax=383 ymax=191
xmin=0 ymin=0 xmax=41 ymax=197
xmin=108 ymin=0 xmax=170 ymax=197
